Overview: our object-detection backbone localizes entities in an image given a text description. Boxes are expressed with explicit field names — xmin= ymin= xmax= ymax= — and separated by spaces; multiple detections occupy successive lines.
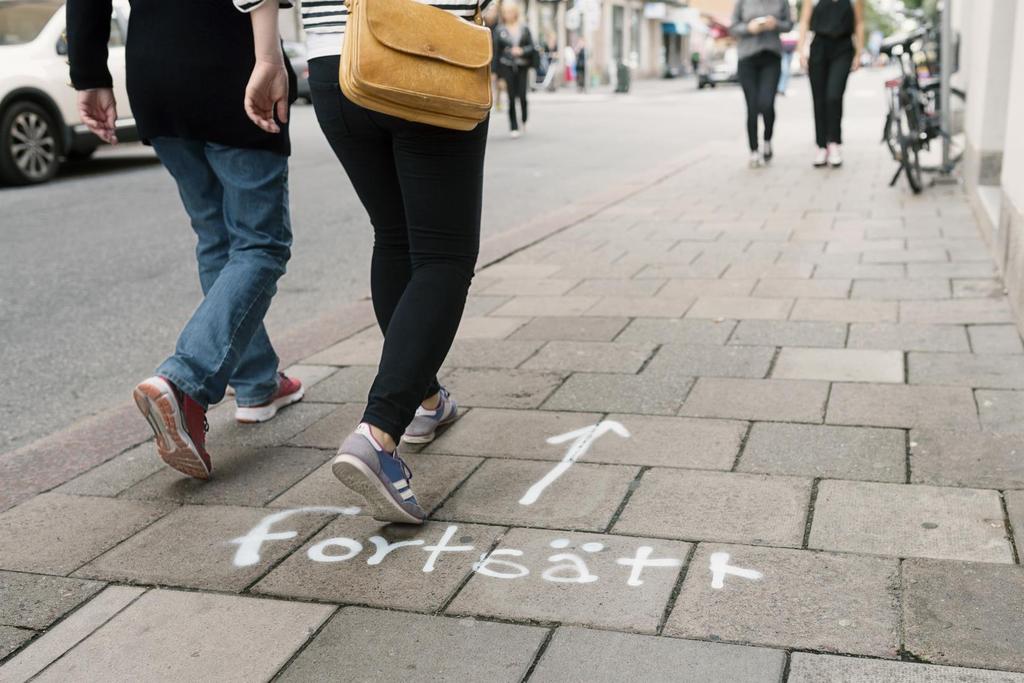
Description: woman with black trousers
xmin=237 ymin=0 xmax=488 ymax=525
xmin=731 ymin=0 xmax=793 ymax=168
xmin=798 ymin=0 xmax=865 ymax=167
xmin=493 ymin=0 xmax=536 ymax=138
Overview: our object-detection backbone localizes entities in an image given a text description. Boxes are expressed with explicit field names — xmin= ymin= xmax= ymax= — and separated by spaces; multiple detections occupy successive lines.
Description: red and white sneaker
xmin=133 ymin=376 xmax=212 ymax=480
xmin=235 ymin=373 xmax=304 ymax=424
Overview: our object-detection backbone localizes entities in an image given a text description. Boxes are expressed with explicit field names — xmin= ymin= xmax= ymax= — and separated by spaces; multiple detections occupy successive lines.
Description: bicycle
xmin=880 ymin=21 xmax=965 ymax=193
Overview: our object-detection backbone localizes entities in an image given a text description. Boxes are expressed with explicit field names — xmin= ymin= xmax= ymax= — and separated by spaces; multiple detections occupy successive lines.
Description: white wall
xmin=963 ymin=0 xmax=1016 ymax=152
xmin=1003 ymin=7 xmax=1024 ymax=213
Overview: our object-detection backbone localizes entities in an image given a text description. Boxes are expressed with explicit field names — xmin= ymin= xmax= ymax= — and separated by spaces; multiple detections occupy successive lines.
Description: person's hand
xmin=800 ymin=51 xmax=809 ymax=71
xmin=244 ymin=60 xmax=289 ymax=134
xmin=762 ymin=15 xmax=778 ymax=31
xmin=511 ymin=46 xmax=523 ymax=57
xmin=77 ymin=88 xmax=118 ymax=144
xmin=851 ymin=52 xmax=862 ymax=72
xmin=747 ymin=18 xmax=764 ymax=34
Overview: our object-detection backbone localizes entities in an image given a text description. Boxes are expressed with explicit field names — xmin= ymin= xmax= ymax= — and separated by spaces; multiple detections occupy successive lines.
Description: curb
xmin=0 ymin=145 xmax=711 ymax=512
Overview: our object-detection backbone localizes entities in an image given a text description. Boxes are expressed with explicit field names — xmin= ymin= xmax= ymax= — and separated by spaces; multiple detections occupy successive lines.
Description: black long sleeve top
xmin=67 ymin=0 xmax=297 ymax=155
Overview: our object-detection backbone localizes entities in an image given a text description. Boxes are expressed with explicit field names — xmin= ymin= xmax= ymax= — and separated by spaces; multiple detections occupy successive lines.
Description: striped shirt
xmin=235 ymin=0 xmax=490 ymax=60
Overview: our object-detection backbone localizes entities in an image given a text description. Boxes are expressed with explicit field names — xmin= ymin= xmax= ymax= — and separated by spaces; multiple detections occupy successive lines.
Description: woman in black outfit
xmin=731 ymin=0 xmax=793 ymax=168
xmin=798 ymin=0 xmax=865 ymax=167
xmin=493 ymin=0 xmax=536 ymax=138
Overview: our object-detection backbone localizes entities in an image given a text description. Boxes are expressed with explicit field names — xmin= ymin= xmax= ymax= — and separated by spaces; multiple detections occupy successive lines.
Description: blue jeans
xmin=151 ymin=137 xmax=291 ymax=408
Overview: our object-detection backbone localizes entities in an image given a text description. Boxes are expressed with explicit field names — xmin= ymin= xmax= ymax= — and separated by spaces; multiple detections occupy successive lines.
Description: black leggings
xmin=809 ymin=35 xmax=853 ymax=147
xmin=503 ymin=69 xmax=529 ymax=131
xmin=308 ymin=56 xmax=488 ymax=442
xmin=737 ymin=51 xmax=781 ymax=152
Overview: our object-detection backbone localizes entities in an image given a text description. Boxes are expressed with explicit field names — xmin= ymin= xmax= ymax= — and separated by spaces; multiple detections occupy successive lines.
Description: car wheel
xmin=0 ymin=101 xmax=61 ymax=185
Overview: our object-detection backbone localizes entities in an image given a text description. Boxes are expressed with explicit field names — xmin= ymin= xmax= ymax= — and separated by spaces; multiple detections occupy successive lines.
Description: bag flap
xmin=364 ymin=0 xmax=493 ymax=69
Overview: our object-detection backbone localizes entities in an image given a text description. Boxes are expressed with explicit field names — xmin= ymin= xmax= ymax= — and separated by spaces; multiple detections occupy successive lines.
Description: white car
xmin=0 ymin=0 xmax=135 ymax=185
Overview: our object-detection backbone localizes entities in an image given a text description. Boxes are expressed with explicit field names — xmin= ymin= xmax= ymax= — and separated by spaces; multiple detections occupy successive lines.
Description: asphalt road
xmin=0 ymin=73 xmax=883 ymax=453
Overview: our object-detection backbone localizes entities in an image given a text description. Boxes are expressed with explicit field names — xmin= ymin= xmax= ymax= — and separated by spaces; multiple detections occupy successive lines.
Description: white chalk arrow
xmin=519 ymin=420 xmax=630 ymax=506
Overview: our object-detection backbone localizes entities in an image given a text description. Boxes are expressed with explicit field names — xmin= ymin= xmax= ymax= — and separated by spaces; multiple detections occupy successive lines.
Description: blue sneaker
xmin=402 ymin=388 xmax=460 ymax=444
xmin=333 ymin=423 xmax=426 ymax=525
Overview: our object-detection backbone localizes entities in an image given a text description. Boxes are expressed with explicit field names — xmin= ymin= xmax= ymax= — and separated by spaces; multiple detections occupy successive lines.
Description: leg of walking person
xmin=159 ymin=145 xmax=293 ymax=420
xmin=823 ymin=42 xmax=853 ymax=165
xmin=808 ymin=39 xmax=830 ymax=164
xmin=737 ymin=55 xmax=760 ymax=157
xmin=308 ymin=62 xmax=443 ymax=403
xmin=758 ymin=52 xmax=782 ymax=161
xmin=505 ymin=75 xmax=520 ymax=133
xmin=137 ymin=137 xmax=291 ymax=478
xmin=516 ymin=69 xmax=529 ymax=130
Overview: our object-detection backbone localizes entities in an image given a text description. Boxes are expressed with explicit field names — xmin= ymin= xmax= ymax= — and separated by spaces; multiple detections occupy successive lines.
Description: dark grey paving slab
xmin=441 ymin=368 xmax=566 ymax=409
xmin=728 ymin=320 xmax=847 ymax=348
xmin=541 ymin=371 xmax=693 ymax=415
xmin=463 ymin=295 xmax=513 ymax=316
xmin=120 ymin=446 xmax=332 ymax=507
xmin=455 ymin=315 xmax=530 ymax=340
xmin=0 ymin=494 xmax=174 ymax=575
xmin=901 ymin=299 xmax=1014 ymax=324
xmin=270 ymin=452 xmax=480 ymax=513
xmin=0 ymin=572 xmax=104 ymax=630
xmin=530 ymin=627 xmax=785 ymax=683
xmin=304 ymin=331 xmax=383 ymax=366
xmin=205 ymin=401 xmax=338 ymax=450
xmin=74 ymin=505 xmax=339 ymax=592
xmin=613 ymin=469 xmax=811 ymax=546
xmin=808 ymin=480 xmax=1013 ymax=563
xmin=303 ymin=365 xmax=376 ymax=404
xmin=287 ymin=403 xmax=365 ymax=449
xmin=485 ymin=278 xmax=580 ymax=297
xmin=426 ymin=408 xmax=604 ymax=460
xmin=277 ymin=607 xmax=546 ymax=682
xmin=788 ymin=653 xmax=1024 ymax=682
xmin=847 ymin=323 xmax=970 ymax=352
xmin=978 ymin=390 xmax=1024 ymax=432
xmin=443 ymin=339 xmax=546 ymax=369
xmin=909 ymin=352 xmax=1024 ymax=389
xmin=583 ymin=414 xmax=746 ymax=470
xmin=617 ymin=318 xmax=736 ymax=345
xmin=643 ymin=344 xmax=774 ymax=379
xmin=448 ymin=528 xmax=690 ymax=633
xmin=772 ymin=348 xmax=903 ymax=383
xmin=680 ymin=378 xmax=829 ymax=423
xmin=509 ymin=316 xmax=630 ymax=342
xmin=1006 ymin=490 xmax=1023 ymax=552
xmin=665 ymin=543 xmax=899 ymax=657
xmin=969 ymin=325 xmax=1024 ymax=354
xmin=26 ymin=589 xmax=334 ymax=682
xmin=54 ymin=442 xmax=165 ymax=498
xmin=739 ymin=423 xmax=905 ymax=482
xmin=903 ymin=559 xmax=1024 ymax=673
xmin=490 ymin=296 xmax=600 ymax=318
xmin=520 ymin=341 xmax=656 ymax=374
xmin=254 ymin=518 xmax=503 ymax=611
xmin=911 ymin=430 xmax=1024 ymax=489
xmin=435 ymin=459 xmax=638 ymax=531
xmin=827 ymin=383 xmax=979 ymax=430
xmin=0 ymin=626 xmax=32 ymax=660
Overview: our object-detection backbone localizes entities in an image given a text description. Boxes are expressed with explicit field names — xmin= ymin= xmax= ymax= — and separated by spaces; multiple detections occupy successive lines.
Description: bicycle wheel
xmin=918 ymin=83 xmax=966 ymax=172
xmin=899 ymin=111 xmax=924 ymax=194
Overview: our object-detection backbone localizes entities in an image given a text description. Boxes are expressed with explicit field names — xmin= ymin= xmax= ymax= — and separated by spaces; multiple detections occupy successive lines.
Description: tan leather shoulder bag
xmin=340 ymin=0 xmax=493 ymax=131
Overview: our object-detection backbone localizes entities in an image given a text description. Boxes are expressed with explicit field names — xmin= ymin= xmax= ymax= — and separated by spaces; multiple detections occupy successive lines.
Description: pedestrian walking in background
xmin=575 ymin=39 xmax=588 ymax=92
xmin=798 ymin=0 xmax=865 ymax=167
xmin=68 ymin=0 xmax=302 ymax=481
xmin=731 ymin=0 xmax=793 ymax=168
xmin=494 ymin=0 xmax=536 ymax=138
xmin=236 ymin=0 xmax=490 ymax=525
xmin=778 ymin=29 xmax=799 ymax=95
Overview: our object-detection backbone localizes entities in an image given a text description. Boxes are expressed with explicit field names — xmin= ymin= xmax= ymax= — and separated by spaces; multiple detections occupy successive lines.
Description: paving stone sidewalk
xmin=3 ymin=141 xmax=1024 ymax=682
